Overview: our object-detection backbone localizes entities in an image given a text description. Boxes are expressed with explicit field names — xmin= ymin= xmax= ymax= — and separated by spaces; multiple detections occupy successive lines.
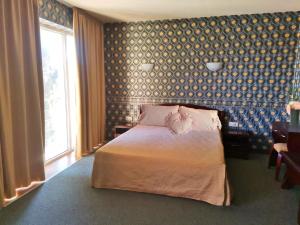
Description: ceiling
xmin=61 ymin=0 xmax=300 ymax=23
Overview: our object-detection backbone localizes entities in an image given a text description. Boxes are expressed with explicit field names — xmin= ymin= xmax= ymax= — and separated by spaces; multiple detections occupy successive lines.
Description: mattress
xmin=91 ymin=125 xmax=231 ymax=206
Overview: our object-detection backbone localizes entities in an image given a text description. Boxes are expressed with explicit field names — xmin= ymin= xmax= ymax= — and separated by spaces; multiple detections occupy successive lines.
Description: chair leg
xmin=268 ymin=148 xmax=277 ymax=168
xmin=282 ymin=176 xmax=293 ymax=189
xmin=282 ymin=169 xmax=294 ymax=189
xmin=275 ymin=153 xmax=282 ymax=181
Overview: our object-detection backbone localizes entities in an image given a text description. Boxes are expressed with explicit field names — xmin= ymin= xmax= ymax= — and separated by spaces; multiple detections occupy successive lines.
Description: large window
xmin=40 ymin=22 xmax=77 ymax=162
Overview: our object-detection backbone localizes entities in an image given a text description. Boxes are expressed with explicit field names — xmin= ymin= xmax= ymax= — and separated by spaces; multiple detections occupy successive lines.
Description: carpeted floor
xmin=0 ymin=154 xmax=299 ymax=225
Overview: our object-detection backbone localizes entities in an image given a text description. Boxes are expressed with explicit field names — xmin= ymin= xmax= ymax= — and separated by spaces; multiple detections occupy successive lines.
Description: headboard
xmin=139 ymin=103 xmax=226 ymax=130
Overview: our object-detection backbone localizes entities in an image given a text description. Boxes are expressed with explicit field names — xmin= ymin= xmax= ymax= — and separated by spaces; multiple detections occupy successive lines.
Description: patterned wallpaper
xmin=38 ymin=0 xmax=73 ymax=28
xmin=104 ymin=11 xmax=300 ymax=151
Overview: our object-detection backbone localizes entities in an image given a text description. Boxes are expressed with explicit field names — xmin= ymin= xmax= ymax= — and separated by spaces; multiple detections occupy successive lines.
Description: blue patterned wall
xmin=38 ymin=0 xmax=73 ymax=28
xmin=104 ymin=11 xmax=300 ymax=151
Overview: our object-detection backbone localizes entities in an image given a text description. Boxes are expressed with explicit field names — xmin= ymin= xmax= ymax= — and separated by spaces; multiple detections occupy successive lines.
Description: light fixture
xmin=141 ymin=63 xmax=154 ymax=72
xmin=125 ymin=115 xmax=133 ymax=126
xmin=206 ymin=62 xmax=223 ymax=72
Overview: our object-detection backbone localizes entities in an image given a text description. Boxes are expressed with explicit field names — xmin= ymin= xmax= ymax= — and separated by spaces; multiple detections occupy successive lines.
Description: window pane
xmin=66 ymin=35 xmax=78 ymax=150
xmin=40 ymin=28 xmax=68 ymax=161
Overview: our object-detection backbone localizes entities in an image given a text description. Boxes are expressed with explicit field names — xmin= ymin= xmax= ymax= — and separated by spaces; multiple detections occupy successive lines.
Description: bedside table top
xmin=114 ymin=124 xmax=133 ymax=129
xmin=224 ymin=130 xmax=250 ymax=137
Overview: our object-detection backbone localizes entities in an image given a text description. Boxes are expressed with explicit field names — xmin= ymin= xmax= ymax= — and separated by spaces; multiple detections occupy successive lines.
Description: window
xmin=40 ymin=21 xmax=77 ymax=162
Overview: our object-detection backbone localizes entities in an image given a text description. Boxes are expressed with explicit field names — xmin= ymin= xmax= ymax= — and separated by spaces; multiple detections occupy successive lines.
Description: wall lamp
xmin=206 ymin=62 xmax=223 ymax=72
xmin=141 ymin=63 xmax=154 ymax=72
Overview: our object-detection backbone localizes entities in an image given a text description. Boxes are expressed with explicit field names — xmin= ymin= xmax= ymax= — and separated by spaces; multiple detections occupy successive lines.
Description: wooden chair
xmin=269 ymin=143 xmax=288 ymax=180
xmin=268 ymin=122 xmax=288 ymax=168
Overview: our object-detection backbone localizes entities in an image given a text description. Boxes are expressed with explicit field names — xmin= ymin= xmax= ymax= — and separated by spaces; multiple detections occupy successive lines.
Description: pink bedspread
xmin=91 ymin=125 xmax=231 ymax=206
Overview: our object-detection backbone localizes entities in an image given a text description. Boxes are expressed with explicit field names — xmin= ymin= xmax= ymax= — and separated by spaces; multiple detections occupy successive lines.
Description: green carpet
xmin=0 ymin=154 xmax=299 ymax=225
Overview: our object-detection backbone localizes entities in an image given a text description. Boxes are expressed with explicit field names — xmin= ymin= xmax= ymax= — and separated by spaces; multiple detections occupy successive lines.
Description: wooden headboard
xmin=139 ymin=103 xmax=226 ymax=130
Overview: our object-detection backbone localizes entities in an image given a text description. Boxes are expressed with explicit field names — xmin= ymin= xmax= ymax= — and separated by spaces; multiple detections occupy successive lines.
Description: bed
xmin=91 ymin=104 xmax=231 ymax=206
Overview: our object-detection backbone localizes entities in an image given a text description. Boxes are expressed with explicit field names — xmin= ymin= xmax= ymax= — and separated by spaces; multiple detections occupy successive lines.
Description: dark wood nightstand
xmin=223 ymin=130 xmax=250 ymax=159
xmin=113 ymin=125 xmax=132 ymax=138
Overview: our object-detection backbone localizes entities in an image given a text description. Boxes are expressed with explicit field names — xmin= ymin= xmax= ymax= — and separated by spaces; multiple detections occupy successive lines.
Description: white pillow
xmin=166 ymin=112 xmax=192 ymax=134
xmin=179 ymin=106 xmax=222 ymax=131
xmin=138 ymin=105 xmax=179 ymax=126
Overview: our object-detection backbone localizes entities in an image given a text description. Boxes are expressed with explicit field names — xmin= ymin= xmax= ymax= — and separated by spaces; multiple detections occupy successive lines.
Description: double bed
xmin=91 ymin=104 xmax=231 ymax=206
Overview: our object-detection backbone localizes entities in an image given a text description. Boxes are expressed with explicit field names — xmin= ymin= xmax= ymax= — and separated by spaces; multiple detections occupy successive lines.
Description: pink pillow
xmin=179 ymin=106 xmax=221 ymax=131
xmin=139 ymin=105 xmax=179 ymax=126
xmin=166 ymin=112 xmax=193 ymax=134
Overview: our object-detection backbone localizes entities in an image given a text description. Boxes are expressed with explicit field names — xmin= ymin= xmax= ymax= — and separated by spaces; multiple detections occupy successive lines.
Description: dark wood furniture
xmin=272 ymin=122 xmax=288 ymax=143
xmin=268 ymin=122 xmax=288 ymax=169
xmin=269 ymin=122 xmax=300 ymax=169
xmin=281 ymin=125 xmax=300 ymax=187
xmin=268 ymin=122 xmax=300 ymax=180
xmin=288 ymin=125 xmax=300 ymax=152
xmin=282 ymin=152 xmax=300 ymax=189
xmin=223 ymin=130 xmax=250 ymax=159
xmin=113 ymin=125 xmax=132 ymax=138
xmin=268 ymin=122 xmax=300 ymax=225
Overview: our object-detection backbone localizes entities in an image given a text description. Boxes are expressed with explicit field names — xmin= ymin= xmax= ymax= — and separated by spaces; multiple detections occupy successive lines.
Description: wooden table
xmin=287 ymin=125 xmax=300 ymax=152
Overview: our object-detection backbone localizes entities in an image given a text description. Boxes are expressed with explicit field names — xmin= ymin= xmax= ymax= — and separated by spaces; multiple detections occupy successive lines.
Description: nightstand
xmin=113 ymin=125 xmax=132 ymax=138
xmin=223 ymin=130 xmax=250 ymax=159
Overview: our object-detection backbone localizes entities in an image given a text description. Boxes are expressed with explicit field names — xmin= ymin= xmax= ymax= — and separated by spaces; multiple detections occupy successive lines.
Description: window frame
xmin=39 ymin=19 xmax=76 ymax=164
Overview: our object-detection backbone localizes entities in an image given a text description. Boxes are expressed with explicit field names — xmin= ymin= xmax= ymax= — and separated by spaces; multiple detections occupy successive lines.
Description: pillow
xmin=179 ymin=106 xmax=222 ymax=131
xmin=138 ymin=105 xmax=179 ymax=126
xmin=166 ymin=112 xmax=193 ymax=134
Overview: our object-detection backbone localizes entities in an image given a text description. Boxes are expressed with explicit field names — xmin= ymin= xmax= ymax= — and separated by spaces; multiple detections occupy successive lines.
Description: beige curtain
xmin=0 ymin=142 xmax=4 ymax=207
xmin=73 ymin=8 xmax=106 ymax=158
xmin=0 ymin=0 xmax=45 ymax=206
